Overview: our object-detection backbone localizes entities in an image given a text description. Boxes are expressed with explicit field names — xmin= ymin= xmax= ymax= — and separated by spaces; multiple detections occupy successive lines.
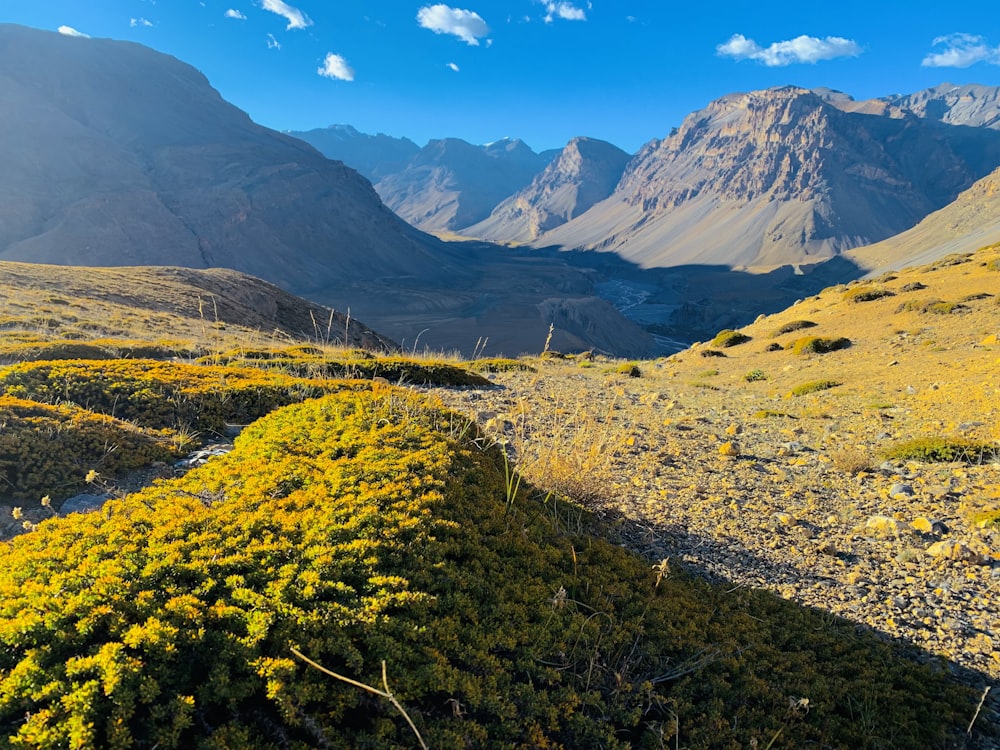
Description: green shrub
xmin=204 ymin=352 xmax=490 ymax=386
xmin=710 ymin=329 xmax=751 ymax=348
xmin=843 ymin=287 xmax=895 ymax=303
xmin=0 ymin=395 xmax=191 ymax=505
xmin=790 ymin=336 xmax=851 ymax=355
xmin=791 ymin=380 xmax=841 ymax=396
xmin=924 ymin=300 xmax=967 ymax=315
xmin=883 ymin=437 xmax=1000 ymax=464
xmin=744 ymin=369 xmax=767 ymax=382
xmin=0 ymin=359 xmax=344 ymax=432
xmin=764 ymin=342 xmax=783 ymax=352
xmin=754 ymin=409 xmax=795 ymax=419
xmin=0 ymin=389 xmax=976 ymax=749
xmin=614 ymin=362 xmax=642 ymax=377
xmin=899 ymin=282 xmax=927 ymax=292
xmin=959 ymin=292 xmax=993 ymax=302
xmin=700 ymin=349 xmax=727 ymax=358
xmin=771 ymin=320 xmax=816 ymax=337
xmin=470 ymin=358 xmax=536 ymax=373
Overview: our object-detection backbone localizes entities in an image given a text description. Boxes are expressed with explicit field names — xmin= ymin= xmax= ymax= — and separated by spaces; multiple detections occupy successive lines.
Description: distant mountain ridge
xmin=285 ymin=124 xmax=420 ymax=181
xmin=316 ymin=82 xmax=1000 ymax=273
xmin=0 ymin=24 xmax=660 ymax=358
xmin=462 ymin=137 xmax=631 ymax=243
xmin=371 ymin=137 xmax=553 ymax=232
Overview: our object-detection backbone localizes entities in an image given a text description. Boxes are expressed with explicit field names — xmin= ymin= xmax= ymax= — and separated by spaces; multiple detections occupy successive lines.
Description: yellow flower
xmin=85 ymin=470 xmax=100 ymax=484
xmin=40 ymin=495 xmax=51 ymax=507
xmin=11 ymin=507 xmax=22 ymax=520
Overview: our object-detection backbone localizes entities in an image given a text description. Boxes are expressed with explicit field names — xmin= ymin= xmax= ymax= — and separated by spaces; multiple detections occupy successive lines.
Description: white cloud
xmin=318 ymin=52 xmax=355 ymax=81
xmin=922 ymin=33 xmax=1000 ymax=67
xmin=130 ymin=18 xmax=154 ymax=28
xmin=225 ymin=9 xmax=247 ymax=20
xmin=717 ymin=33 xmax=861 ymax=66
xmin=447 ymin=62 xmax=460 ymax=71
xmin=260 ymin=0 xmax=312 ymax=30
xmin=266 ymin=33 xmax=281 ymax=50
xmin=57 ymin=25 xmax=89 ymax=38
xmin=543 ymin=2 xmax=586 ymax=23
xmin=417 ymin=4 xmax=489 ymax=46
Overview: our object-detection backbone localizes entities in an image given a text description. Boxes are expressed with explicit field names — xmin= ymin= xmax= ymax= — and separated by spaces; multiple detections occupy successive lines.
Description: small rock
xmin=718 ymin=441 xmax=740 ymax=457
xmin=771 ymin=512 xmax=797 ymax=528
xmin=60 ymin=493 xmax=110 ymax=514
xmin=926 ymin=541 xmax=983 ymax=564
xmin=865 ymin=515 xmax=906 ymax=536
xmin=889 ymin=483 xmax=914 ymax=499
xmin=911 ymin=517 xmax=934 ymax=534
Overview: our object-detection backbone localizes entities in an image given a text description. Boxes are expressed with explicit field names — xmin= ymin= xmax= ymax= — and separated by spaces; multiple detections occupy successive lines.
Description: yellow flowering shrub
xmin=0 ymin=360 xmax=348 ymax=432
xmin=0 ymin=389 xmax=976 ymax=748
xmin=202 ymin=349 xmax=491 ymax=386
xmin=0 ymin=339 xmax=204 ymax=364
xmin=0 ymin=395 xmax=192 ymax=504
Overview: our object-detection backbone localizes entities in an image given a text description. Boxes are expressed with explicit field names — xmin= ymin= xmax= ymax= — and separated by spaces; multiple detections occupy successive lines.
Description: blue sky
xmin=3 ymin=1 xmax=1000 ymax=153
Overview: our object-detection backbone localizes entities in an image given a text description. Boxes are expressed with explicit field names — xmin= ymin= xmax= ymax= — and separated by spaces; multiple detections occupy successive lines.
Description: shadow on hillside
xmin=571 ymin=491 xmax=1000 ymax=747
xmin=549 ymin=247 xmax=869 ymax=347
xmin=314 ymin=238 xmax=868 ymax=358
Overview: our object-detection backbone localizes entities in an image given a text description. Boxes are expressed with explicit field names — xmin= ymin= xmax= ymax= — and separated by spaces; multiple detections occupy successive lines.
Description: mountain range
xmin=0 ymin=23 xmax=652 ymax=357
xmin=4 ymin=22 xmax=1000 ymax=357
xmin=302 ymin=82 xmax=1000 ymax=278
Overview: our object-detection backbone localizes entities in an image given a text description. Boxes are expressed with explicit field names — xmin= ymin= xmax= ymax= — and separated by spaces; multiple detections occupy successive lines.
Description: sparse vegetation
xmin=830 ymin=448 xmax=871 ymax=475
xmin=843 ymin=286 xmax=895 ymax=303
xmin=791 ymin=380 xmax=841 ymax=396
xmin=744 ymin=368 xmax=767 ymax=382
xmin=470 ymin=357 xmax=536 ymax=373
xmin=789 ymin=336 xmax=851 ymax=355
xmin=771 ymin=319 xmax=817 ymax=337
xmin=883 ymin=437 xmax=1000 ymax=464
xmin=711 ymin=329 xmax=752 ymax=347
xmin=614 ymin=362 xmax=642 ymax=377
xmin=754 ymin=409 xmax=795 ymax=419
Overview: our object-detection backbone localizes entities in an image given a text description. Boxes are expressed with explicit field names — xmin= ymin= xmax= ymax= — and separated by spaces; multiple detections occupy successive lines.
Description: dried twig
xmin=290 ymin=647 xmax=429 ymax=750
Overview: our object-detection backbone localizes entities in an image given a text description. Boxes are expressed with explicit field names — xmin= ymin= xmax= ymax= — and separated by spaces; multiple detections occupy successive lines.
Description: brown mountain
xmin=373 ymin=138 xmax=551 ymax=232
xmin=535 ymin=86 xmax=1000 ymax=270
xmin=461 ymin=137 xmax=631 ymax=243
xmin=844 ymin=164 xmax=1000 ymax=272
xmin=0 ymin=23 xmax=466 ymax=295
xmin=0 ymin=24 xmax=658 ymax=358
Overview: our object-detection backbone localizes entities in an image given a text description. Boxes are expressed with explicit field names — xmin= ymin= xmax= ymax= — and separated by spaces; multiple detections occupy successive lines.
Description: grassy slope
xmin=0 ymin=254 xmax=996 ymax=747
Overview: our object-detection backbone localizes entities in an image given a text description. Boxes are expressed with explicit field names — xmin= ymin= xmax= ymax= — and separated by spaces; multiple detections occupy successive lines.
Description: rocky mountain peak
xmin=619 ymin=86 xmax=846 ymax=210
xmin=460 ymin=136 xmax=630 ymax=243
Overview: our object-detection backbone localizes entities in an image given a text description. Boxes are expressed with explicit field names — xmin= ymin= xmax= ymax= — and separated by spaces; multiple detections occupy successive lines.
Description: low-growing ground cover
xmin=0 ymin=389 xmax=978 ymax=749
